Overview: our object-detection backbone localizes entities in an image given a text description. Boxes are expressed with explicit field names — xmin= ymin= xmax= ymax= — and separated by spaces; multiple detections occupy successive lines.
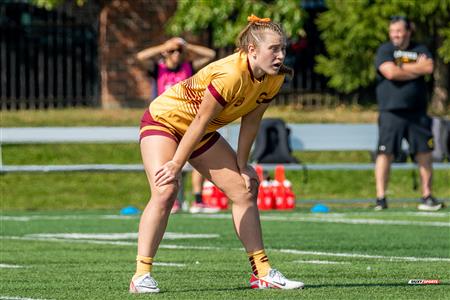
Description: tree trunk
xmin=431 ymin=26 xmax=449 ymax=114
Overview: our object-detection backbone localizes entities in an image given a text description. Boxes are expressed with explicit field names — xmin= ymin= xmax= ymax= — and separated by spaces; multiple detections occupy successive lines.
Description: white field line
xmin=278 ymin=249 xmax=450 ymax=262
xmin=2 ymin=211 xmax=448 ymax=222
xmin=292 ymin=260 xmax=350 ymax=265
xmin=3 ymin=236 xmax=449 ymax=263
xmin=192 ymin=214 xmax=450 ymax=227
xmin=0 ymin=264 xmax=25 ymax=269
xmin=25 ymin=232 xmax=219 ymax=240
xmin=0 ymin=297 xmax=52 ymax=300
xmin=154 ymin=262 xmax=186 ymax=267
xmin=0 ymin=215 xmax=139 ymax=222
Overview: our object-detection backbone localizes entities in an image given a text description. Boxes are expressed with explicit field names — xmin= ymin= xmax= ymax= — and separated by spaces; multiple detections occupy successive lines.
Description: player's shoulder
xmin=377 ymin=42 xmax=394 ymax=52
xmin=208 ymin=52 xmax=246 ymax=80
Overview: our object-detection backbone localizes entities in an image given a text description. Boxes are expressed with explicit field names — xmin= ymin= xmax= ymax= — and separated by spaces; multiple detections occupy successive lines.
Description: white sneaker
xmin=129 ymin=273 xmax=160 ymax=293
xmin=249 ymin=268 xmax=304 ymax=289
xmin=189 ymin=203 xmax=221 ymax=214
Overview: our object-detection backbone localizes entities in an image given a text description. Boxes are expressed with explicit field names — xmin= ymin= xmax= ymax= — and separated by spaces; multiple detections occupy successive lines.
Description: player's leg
xmin=375 ymin=153 xmax=393 ymax=199
xmin=374 ymin=111 xmax=402 ymax=210
xmin=407 ymin=113 xmax=443 ymax=211
xmin=130 ymin=135 xmax=179 ymax=293
xmin=415 ymin=152 xmax=433 ymax=197
xmin=189 ymin=169 xmax=219 ymax=213
xmin=192 ymin=169 xmax=204 ymax=201
xmin=189 ymin=136 xmax=304 ymax=289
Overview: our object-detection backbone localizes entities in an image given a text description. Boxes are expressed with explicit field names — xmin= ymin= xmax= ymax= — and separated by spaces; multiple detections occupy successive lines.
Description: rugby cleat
xmin=249 ymin=268 xmax=304 ymax=290
xmin=129 ymin=273 xmax=160 ymax=293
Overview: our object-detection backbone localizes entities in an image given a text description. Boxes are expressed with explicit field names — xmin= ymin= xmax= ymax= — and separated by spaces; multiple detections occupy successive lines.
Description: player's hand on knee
xmin=239 ymin=164 xmax=260 ymax=193
xmin=155 ymin=161 xmax=182 ymax=187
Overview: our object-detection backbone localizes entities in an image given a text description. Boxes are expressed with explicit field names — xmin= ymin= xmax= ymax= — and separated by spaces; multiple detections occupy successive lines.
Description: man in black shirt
xmin=374 ymin=16 xmax=443 ymax=211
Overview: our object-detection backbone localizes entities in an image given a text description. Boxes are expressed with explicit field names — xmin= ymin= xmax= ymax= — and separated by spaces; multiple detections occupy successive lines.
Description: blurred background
xmin=1 ymin=0 xmax=448 ymax=112
xmin=1 ymin=0 xmax=449 ymax=211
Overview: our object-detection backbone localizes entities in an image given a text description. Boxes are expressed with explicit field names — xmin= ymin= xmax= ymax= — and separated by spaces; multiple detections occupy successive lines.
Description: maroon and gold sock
xmin=247 ymin=249 xmax=271 ymax=277
xmin=135 ymin=255 xmax=153 ymax=277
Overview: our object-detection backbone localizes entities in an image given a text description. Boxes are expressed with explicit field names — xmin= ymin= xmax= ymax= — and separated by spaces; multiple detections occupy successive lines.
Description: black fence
xmin=0 ymin=1 xmax=99 ymax=110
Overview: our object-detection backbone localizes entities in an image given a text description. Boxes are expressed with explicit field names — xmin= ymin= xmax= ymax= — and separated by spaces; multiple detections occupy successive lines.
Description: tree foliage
xmin=30 ymin=0 xmax=86 ymax=9
xmin=315 ymin=0 xmax=450 ymax=93
xmin=166 ymin=0 xmax=304 ymax=48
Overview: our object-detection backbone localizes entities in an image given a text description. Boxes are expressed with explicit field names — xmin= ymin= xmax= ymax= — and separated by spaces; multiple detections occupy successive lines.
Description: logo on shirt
xmin=393 ymin=50 xmax=418 ymax=65
xmin=256 ymin=92 xmax=271 ymax=104
xmin=234 ymin=97 xmax=245 ymax=107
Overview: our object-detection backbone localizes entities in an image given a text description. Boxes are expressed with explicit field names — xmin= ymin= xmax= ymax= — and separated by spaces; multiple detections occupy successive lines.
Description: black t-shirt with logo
xmin=375 ymin=42 xmax=432 ymax=112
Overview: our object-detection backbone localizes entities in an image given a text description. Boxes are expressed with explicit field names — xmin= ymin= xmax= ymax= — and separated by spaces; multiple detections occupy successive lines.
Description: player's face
xmin=254 ymin=32 xmax=286 ymax=77
xmin=164 ymin=47 xmax=185 ymax=67
xmin=389 ymin=21 xmax=410 ymax=49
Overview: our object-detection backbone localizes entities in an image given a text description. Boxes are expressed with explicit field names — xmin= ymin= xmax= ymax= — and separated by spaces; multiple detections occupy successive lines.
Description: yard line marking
xmin=0 ymin=264 xmax=25 ymax=269
xmin=25 ymin=232 xmax=219 ymax=240
xmin=192 ymin=214 xmax=450 ymax=227
xmin=277 ymin=249 xmax=450 ymax=262
xmin=0 ymin=215 xmax=139 ymax=222
xmin=0 ymin=297 xmax=52 ymax=300
xmin=4 ymin=236 xmax=449 ymax=262
xmin=292 ymin=260 xmax=350 ymax=265
xmin=2 ymin=211 xmax=448 ymax=222
xmin=154 ymin=262 xmax=186 ymax=267
xmin=1 ymin=216 xmax=32 ymax=221
xmin=3 ymin=236 xmax=136 ymax=246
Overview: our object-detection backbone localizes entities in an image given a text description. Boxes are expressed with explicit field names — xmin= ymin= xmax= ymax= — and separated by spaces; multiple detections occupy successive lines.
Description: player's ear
xmin=248 ymin=43 xmax=257 ymax=58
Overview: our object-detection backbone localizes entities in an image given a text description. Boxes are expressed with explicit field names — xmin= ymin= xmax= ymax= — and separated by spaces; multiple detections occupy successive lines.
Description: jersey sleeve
xmin=207 ymin=68 xmax=242 ymax=107
xmin=375 ymin=43 xmax=393 ymax=70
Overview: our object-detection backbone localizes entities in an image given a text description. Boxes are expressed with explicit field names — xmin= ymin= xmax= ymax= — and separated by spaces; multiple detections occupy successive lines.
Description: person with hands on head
xmin=136 ymin=37 xmax=216 ymax=213
xmin=129 ymin=14 xmax=305 ymax=294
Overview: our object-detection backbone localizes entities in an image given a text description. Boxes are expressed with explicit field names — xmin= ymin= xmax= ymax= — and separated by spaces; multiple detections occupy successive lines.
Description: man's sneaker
xmin=374 ymin=197 xmax=388 ymax=211
xmin=418 ymin=195 xmax=444 ymax=211
xmin=189 ymin=203 xmax=221 ymax=214
xmin=129 ymin=273 xmax=159 ymax=293
xmin=249 ymin=268 xmax=304 ymax=290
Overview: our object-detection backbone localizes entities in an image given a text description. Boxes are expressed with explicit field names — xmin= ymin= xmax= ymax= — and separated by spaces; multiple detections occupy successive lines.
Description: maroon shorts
xmin=139 ymin=110 xmax=221 ymax=159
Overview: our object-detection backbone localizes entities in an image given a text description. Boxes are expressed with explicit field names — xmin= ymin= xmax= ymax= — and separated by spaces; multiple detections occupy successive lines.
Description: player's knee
xmin=151 ymin=184 xmax=179 ymax=208
xmin=227 ymin=186 xmax=256 ymax=206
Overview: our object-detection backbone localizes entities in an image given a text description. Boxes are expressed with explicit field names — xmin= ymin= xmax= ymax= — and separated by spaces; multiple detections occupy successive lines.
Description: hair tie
xmin=247 ymin=14 xmax=271 ymax=23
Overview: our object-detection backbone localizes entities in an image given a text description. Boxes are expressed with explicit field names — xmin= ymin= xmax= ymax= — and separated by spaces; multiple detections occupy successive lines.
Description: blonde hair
xmin=236 ymin=14 xmax=293 ymax=77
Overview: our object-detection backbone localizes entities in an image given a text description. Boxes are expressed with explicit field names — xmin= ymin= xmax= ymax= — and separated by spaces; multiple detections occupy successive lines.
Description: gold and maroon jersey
xmin=148 ymin=51 xmax=285 ymax=137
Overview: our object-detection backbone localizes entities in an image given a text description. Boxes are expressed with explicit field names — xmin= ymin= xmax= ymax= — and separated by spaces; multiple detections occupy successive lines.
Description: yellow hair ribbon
xmin=247 ymin=14 xmax=271 ymax=23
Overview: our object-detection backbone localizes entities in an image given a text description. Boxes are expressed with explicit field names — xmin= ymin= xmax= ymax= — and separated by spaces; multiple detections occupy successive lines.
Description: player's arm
xmin=237 ymin=103 xmax=269 ymax=169
xmin=379 ymin=54 xmax=433 ymax=81
xmin=155 ymin=89 xmax=223 ymax=187
xmin=236 ymin=102 xmax=270 ymax=190
xmin=187 ymin=44 xmax=216 ymax=71
xmin=401 ymin=54 xmax=434 ymax=76
xmin=135 ymin=44 xmax=166 ymax=61
xmin=378 ymin=61 xmax=420 ymax=81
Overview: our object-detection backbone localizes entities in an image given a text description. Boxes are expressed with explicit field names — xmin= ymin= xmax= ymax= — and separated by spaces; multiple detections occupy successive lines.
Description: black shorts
xmin=377 ymin=110 xmax=433 ymax=156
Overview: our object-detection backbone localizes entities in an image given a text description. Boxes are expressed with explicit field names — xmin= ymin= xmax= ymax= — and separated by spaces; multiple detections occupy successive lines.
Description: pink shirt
xmin=156 ymin=61 xmax=193 ymax=95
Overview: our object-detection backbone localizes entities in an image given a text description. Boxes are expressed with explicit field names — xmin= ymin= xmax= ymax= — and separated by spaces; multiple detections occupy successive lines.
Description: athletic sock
xmin=135 ymin=255 xmax=153 ymax=277
xmin=194 ymin=192 xmax=203 ymax=204
xmin=247 ymin=249 xmax=271 ymax=277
